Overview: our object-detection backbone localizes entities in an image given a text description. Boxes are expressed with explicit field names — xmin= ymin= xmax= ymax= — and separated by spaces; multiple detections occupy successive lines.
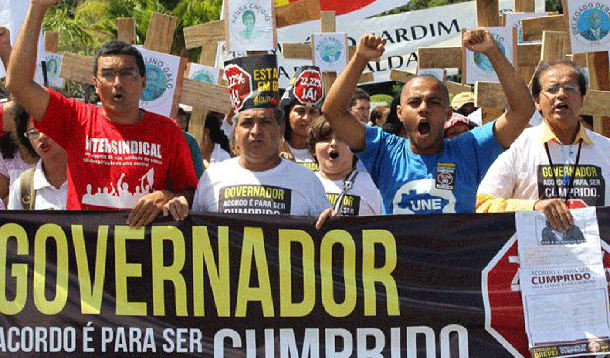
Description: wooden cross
xmin=183 ymin=0 xmax=321 ymax=67
xmin=280 ymin=10 xmax=375 ymax=90
xmin=59 ymin=13 xmax=232 ymax=147
xmin=389 ymin=69 xmax=472 ymax=96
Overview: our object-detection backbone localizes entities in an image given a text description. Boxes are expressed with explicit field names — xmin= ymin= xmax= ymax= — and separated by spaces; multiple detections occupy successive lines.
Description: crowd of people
xmin=1 ymin=0 xmax=608 ymax=233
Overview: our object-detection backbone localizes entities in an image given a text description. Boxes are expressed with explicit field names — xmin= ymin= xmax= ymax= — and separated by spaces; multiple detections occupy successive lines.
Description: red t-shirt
xmin=36 ymin=90 xmax=198 ymax=210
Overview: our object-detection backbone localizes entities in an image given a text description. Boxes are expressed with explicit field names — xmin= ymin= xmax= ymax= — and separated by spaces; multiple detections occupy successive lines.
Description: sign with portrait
xmin=225 ymin=0 xmax=276 ymax=52
xmin=224 ymin=54 xmax=279 ymax=112
xmin=45 ymin=52 xmax=63 ymax=89
xmin=312 ymin=32 xmax=348 ymax=73
xmin=188 ymin=63 xmax=221 ymax=85
xmin=565 ymin=0 xmax=610 ymax=54
xmin=463 ymin=27 xmax=516 ymax=84
xmin=137 ymin=47 xmax=182 ymax=117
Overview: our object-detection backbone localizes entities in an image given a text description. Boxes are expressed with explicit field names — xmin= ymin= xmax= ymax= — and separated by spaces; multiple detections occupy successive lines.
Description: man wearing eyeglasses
xmin=477 ymin=61 xmax=610 ymax=231
xmin=6 ymin=0 xmax=197 ymax=228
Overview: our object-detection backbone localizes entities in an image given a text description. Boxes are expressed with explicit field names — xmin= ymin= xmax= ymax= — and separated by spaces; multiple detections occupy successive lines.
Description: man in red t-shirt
xmin=6 ymin=0 xmax=198 ymax=228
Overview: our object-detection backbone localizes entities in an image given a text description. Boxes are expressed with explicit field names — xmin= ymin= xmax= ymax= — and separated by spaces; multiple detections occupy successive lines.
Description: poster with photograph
xmin=504 ymin=12 xmax=548 ymax=43
xmin=226 ymin=0 xmax=276 ymax=52
xmin=138 ymin=47 xmax=182 ymax=117
xmin=516 ymin=208 xmax=610 ymax=357
xmin=312 ymin=32 xmax=348 ymax=73
xmin=45 ymin=53 xmax=63 ymax=88
xmin=224 ymin=54 xmax=279 ymax=111
xmin=188 ymin=63 xmax=221 ymax=85
xmin=566 ymin=0 xmax=610 ymax=54
xmin=463 ymin=27 xmax=516 ymax=84
xmin=417 ymin=68 xmax=447 ymax=81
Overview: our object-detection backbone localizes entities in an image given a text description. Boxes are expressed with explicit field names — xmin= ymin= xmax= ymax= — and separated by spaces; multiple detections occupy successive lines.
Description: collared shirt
xmin=7 ymin=160 xmax=67 ymax=210
xmin=539 ymin=120 xmax=593 ymax=145
xmin=477 ymin=121 xmax=610 ymax=212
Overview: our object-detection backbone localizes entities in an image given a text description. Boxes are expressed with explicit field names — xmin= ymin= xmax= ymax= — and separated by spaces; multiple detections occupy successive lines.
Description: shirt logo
xmin=393 ymin=179 xmax=456 ymax=214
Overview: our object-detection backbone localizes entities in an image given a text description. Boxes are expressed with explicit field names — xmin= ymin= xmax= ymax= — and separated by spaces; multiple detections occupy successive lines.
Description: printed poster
xmin=224 ymin=54 xmax=279 ymax=111
xmin=188 ymin=63 xmax=221 ymax=85
xmin=464 ymin=26 xmax=516 ymax=84
xmin=566 ymin=0 xmax=610 ymax=54
xmin=45 ymin=52 xmax=63 ymax=88
xmin=137 ymin=47 xmax=181 ymax=117
xmin=226 ymin=0 xmax=275 ymax=52
xmin=312 ymin=32 xmax=348 ymax=73
xmin=504 ymin=12 xmax=548 ymax=43
xmin=516 ymin=208 xmax=610 ymax=357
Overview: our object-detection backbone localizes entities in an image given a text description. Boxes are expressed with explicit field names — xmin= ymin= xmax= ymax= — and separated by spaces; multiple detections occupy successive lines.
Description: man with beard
xmin=322 ymin=30 xmax=535 ymax=214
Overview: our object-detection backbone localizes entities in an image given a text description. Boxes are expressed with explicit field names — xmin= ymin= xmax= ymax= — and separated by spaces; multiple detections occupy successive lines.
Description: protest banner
xmin=2 ymin=208 xmax=610 ymax=357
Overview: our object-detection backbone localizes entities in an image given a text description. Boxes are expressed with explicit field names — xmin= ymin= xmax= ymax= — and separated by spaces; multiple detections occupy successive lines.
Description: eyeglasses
xmin=542 ymin=83 xmax=579 ymax=94
xmin=24 ymin=129 xmax=40 ymax=139
xmin=97 ymin=68 xmax=140 ymax=82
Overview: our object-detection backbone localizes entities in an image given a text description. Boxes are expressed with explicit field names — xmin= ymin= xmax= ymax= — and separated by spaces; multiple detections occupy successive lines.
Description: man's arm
xmin=321 ymin=35 xmax=385 ymax=151
xmin=128 ymin=189 xmax=195 ymax=229
xmin=463 ymin=29 xmax=535 ymax=148
xmin=5 ymin=1 xmax=58 ymax=120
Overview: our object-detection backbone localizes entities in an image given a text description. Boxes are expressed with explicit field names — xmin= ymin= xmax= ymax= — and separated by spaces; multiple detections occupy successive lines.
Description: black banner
xmin=2 ymin=208 xmax=610 ymax=357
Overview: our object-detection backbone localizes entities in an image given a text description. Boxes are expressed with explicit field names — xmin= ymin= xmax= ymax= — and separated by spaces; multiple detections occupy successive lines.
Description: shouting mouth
xmin=329 ymin=150 xmax=339 ymax=159
xmin=417 ymin=120 xmax=431 ymax=135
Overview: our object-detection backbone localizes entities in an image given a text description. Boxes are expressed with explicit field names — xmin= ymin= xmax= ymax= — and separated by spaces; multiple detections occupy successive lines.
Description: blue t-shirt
xmin=357 ymin=122 xmax=503 ymax=214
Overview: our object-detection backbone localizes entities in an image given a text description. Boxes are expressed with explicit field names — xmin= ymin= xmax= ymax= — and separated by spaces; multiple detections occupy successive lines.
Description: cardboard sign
xmin=566 ymin=0 xmax=610 ymax=54
xmin=188 ymin=63 xmax=222 ymax=85
xmin=138 ymin=47 xmax=182 ymax=117
xmin=463 ymin=27 xmax=516 ymax=84
xmin=312 ymin=32 xmax=348 ymax=73
xmin=226 ymin=0 xmax=276 ymax=52
xmin=224 ymin=54 xmax=279 ymax=111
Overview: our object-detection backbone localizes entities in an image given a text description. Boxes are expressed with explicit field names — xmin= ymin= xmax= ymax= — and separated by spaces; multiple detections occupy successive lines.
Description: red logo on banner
xmin=482 ymin=236 xmax=610 ymax=357
xmin=225 ymin=64 xmax=252 ymax=111
xmin=294 ymin=69 xmax=323 ymax=106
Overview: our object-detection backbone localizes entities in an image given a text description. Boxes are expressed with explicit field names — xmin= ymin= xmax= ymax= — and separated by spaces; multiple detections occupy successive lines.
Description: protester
xmin=173 ymin=106 xmax=204 ymax=178
xmin=451 ymin=91 xmax=478 ymax=117
xmin=8 ymin=109 xmax=67 ymax=210
xmin=280 ymin=66 xmax=324 ymax=170
xmin=308 ymin=117 xmax=382 ymax=216
xmin=349 ymin=88 xmax=371 ymax=123
xmin=382 ymin=93 xmax=407 ymax=138
xmin=0 ymin=28 xmax=36 ymax=209
xmin=370 ymin=105 xmax=390 ymax=127
xmin=200 ymin=111 xmax=231 ymax=169
xmin=321 ymin=30 xmax=535 ymax=214
xmin=164 ymin=55 xmax=330 ymax=224
xmin=6 ymin=0 xmax=198 ymax=228
xmin=476 ymin=61 xmax=610 ymax=231
xmin=444 ymin=112 xmax=477 ymax=139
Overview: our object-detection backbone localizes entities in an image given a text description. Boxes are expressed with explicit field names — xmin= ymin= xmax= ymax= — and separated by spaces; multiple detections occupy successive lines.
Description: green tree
xmin=172 ymin=0 xmax=222 ymax=60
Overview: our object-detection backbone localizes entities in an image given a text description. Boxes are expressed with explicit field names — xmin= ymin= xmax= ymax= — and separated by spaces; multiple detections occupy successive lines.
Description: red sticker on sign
xmin=225 ymin=64 xmax=252 ymax=111
xmin=293 ymin=69 xmax=323 ymax=106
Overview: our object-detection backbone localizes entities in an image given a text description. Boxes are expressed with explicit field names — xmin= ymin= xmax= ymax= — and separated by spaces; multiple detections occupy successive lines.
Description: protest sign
xmin=224 ymin=54 xmax=279 ymax=111
xmin=565 ymin=0 xmax=610 ymax=54
xmin=2 ymin=208 xmax=610 ymax=357
xmin=138 ymin=47 xmax=182 ymax=117
xmin=226 ymin=0 xmax=276 ymax=52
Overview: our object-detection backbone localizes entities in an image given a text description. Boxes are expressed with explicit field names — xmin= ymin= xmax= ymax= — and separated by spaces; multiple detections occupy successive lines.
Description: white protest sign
xmin=566 ymin=0 xmax=610 ymax=54
xmin=464 ymin=27 xmax=515 ymax=84
xmin=188 ymin=63 xmax=221 ymax=85
xmin=45 ymin=52 xmax=63 ymax=88
xmin=138 ymin=47 xmax=181 ymax=117
xmin=226 ymin=0 xmax=275 ymax=52
xmin=312 ymin=32 xmax=348 ymax=73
